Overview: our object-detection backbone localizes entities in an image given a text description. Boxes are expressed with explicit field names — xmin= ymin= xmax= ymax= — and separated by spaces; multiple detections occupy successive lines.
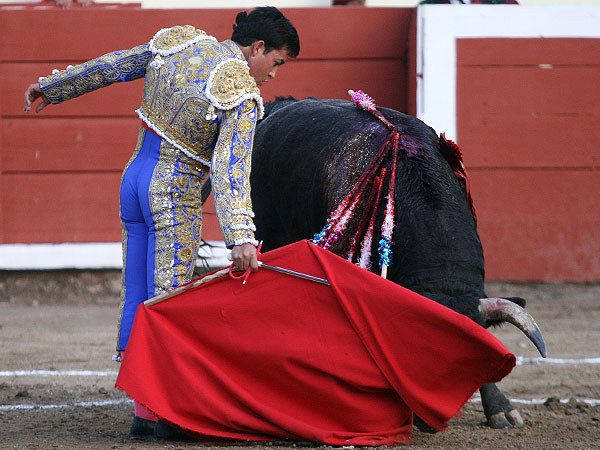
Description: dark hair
xmin=231 ymin=7 xmax=300 ymax=57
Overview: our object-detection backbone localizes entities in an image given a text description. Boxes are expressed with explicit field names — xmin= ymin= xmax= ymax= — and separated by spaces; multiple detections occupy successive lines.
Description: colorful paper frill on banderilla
xmin=313 ymin=89 xmax=399 ymax=272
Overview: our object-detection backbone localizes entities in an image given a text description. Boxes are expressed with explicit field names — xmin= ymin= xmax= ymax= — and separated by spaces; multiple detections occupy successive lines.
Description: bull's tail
xmin=201 ymin=178 xmax=212 ymax=206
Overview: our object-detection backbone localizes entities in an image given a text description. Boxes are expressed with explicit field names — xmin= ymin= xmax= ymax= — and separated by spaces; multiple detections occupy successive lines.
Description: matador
xmin=24 ymin=7 xmax=300 ymax=440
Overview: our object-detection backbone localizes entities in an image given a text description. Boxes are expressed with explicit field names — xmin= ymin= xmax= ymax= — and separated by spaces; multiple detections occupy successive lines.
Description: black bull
xmin=204 ymin=97 xmax=546 ymax=429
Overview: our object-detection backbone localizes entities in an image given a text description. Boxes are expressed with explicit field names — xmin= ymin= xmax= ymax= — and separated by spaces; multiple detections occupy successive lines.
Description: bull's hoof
xmin=487 ymin=409 xmax=524 ymax=429
xmin=488 ymin=412 xmax=511 ymax=428
xmin=506 ymin=408 xmax=524 ymax=427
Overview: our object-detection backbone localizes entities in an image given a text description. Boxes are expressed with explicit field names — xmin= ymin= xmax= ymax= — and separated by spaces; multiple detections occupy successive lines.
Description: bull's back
xmin=251 ymin=98 xmax=485 ymax=298
xmin=252 ymin=99 xmax=377 ymax=248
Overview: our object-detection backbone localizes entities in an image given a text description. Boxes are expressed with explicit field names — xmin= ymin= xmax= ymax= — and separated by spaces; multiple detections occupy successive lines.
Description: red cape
xmin=116 ymin=240 xmax=514 ymax=445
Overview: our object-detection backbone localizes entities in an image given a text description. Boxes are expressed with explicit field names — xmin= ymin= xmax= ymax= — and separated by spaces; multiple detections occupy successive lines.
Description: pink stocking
xmin=120 ymin=350 xmax=157 ymax=421
xmin=134 ymin=400 xmax=158 ymax=421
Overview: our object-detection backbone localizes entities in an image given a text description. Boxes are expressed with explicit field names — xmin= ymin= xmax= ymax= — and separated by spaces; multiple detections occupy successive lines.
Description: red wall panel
xmin=458 ymin=65 xmax=600 ymax=168
xmin=471 ymin=169 xmax=600 ymax=281
xmin=2 ymin=172 xmax=122 ymax=243
xmin=1 ymin=7 xmax=411 ymax=62
xmin=457 ymin=38 xmax=600 ymax=281
xmin=458 ymin=38 xmax=600 ymax=66
xmin=2 ymin=118 xmax=137 ymax=171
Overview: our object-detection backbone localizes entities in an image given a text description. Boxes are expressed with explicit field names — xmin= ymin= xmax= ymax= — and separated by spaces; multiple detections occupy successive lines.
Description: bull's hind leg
xmin=480 ymin=382 xmax=524 ymax=428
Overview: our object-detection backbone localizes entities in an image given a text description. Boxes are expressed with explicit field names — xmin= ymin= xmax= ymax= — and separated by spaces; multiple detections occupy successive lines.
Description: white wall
xmin=0 ymin=241 xmax=229 ymax=270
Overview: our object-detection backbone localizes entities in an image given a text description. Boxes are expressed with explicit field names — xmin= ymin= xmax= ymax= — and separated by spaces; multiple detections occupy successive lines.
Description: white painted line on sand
xmin=3 ymin=396 xmax=598 ymax=413
xmin=0 ymin=398 xmax=132 ymax=411
xmin=516 ymin=357 xmax=600 ymax=365
xmin=470 ymin=397 xmax=600 ymax=407
xmin=0 ymin=370 xmax=119 ymax=377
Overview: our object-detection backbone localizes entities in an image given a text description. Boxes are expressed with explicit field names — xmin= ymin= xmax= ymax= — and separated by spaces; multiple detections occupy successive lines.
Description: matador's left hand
xmin=24 ymin=83 xmax=50 ymax=114
xmin=231 ymin=243 xmax=259 ymax=273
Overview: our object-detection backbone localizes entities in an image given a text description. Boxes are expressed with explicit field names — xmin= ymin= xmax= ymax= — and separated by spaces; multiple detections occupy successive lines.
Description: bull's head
xmin=479 ymin=298 xmax=547 ymax=358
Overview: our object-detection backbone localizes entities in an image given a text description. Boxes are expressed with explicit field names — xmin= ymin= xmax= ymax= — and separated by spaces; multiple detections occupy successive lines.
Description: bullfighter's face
xmin=247 ymin=41 xmax=289 ymax=86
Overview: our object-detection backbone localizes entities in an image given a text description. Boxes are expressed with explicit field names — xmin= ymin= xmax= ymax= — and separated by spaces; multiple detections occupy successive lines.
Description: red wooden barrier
xmin=3 ymin=5 xmax=597 ymax=281
xmin=457 ymin=38 xmax=600 ymax=281
xmin=0 ymin=5 xmax=415 ymax=243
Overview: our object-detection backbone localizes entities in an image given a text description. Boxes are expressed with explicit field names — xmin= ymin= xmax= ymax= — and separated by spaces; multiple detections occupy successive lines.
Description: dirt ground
xmin=1 ymin=270 xmax=599 ymax=449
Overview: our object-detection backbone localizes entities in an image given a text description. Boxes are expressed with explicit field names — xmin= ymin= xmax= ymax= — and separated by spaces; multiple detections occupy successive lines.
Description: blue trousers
xmin=117 ymin=128 xmax=207 ymax=351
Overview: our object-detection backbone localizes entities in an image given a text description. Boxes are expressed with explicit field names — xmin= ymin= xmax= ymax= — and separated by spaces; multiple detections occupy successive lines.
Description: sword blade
xmin=259 ymin=262 xmax=330 ymax=285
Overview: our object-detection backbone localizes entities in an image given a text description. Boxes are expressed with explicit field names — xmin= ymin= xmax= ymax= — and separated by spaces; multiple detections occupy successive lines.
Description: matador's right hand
xmin=231 ymin=243 xmax=259 ymax=273
xmin=24 ymin=83 xmax=50 ymax=114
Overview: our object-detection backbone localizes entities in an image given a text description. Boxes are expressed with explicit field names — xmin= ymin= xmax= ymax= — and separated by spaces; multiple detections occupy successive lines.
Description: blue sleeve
xmin=39 ymin=43 xmax=152 ymax=104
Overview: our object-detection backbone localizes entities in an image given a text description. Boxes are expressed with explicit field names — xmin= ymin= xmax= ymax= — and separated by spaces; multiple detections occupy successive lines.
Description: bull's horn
xmin=479 ymin=297 xmax=547 ymax=358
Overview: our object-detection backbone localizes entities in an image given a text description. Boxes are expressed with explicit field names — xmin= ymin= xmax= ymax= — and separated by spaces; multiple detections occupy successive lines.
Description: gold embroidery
xmin=238 ymin=118 xmax=253 ymax=132
xmin=211 ymin=99 xmax=257 ymax=246
xmin=232 ymin=144 xmax=246 ymax=158
xmin=152 ymin=25 xmax=207 ymax=52
xmin=151 ymin=140 xmax=207 ymax=293
xmin=174 ymin=73 xmax=188 ymax=87
xmin=138 ymin=39 xmax=252 ymax=163
xmin=209 ymin=59 xmax=260 ymax=111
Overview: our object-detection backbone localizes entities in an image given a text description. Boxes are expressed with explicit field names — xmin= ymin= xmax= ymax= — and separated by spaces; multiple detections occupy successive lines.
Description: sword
xmin=227 ymin=251 xmax=330 ymax=285
xmin=258 ymin=261 xmax=330 ymax=285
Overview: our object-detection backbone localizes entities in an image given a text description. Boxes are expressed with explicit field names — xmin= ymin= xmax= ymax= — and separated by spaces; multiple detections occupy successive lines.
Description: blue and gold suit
xmin=39 ymin=26 xmax=262 ymax=351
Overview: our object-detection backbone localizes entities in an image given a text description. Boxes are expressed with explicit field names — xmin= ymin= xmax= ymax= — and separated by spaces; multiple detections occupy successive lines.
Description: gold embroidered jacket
xmin=39 ymin=25 xmax=262 ymax=247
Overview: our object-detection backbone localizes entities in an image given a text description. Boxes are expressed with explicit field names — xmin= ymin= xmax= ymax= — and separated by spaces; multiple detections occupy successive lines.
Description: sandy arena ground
xmin=1 ymin=271 xmax=599 ymax=449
